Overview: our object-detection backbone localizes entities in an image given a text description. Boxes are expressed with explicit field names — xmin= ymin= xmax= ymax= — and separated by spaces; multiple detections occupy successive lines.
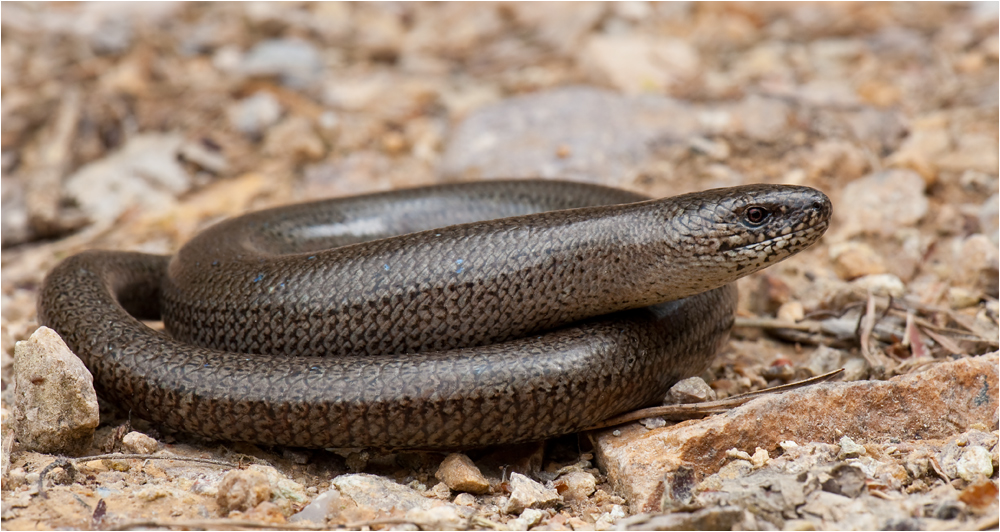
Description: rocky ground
xmin=1 ymin=2 xmax=998 ymax=530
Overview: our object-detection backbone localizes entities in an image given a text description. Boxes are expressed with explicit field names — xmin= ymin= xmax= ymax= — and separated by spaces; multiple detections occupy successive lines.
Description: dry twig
xmin=586 ymin=369 xmax=844 ymax=431
xmin=37 ymin=453 xmax=235 ymax=498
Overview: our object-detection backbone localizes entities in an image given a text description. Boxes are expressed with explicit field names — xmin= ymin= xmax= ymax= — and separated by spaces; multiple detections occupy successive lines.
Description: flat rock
xmin=240 ymin=38 xmax=324 ymax=89
xmin=332 ymin=473 xmax=442 ymax=513
xmin=831 ymin=169 xmax=929 ymax=241
xmin=439 ymin=86 xmax=702 ymax=185
xmin=592 ymin=353 xmax=998 ymax=513
xmin=440 ymin=87 xmax=899 ymax=189
xmin=11 ymin=326 xmax=99 ymax=455
xmin=64 ymin=132 xmax=191 ymax=225
xmin=581 ymin=35 xmax=700 ymax=95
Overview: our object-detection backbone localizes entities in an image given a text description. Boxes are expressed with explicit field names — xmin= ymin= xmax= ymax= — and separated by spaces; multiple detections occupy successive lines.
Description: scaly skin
xmin=38 ymin=180 xmax=831 ymax=449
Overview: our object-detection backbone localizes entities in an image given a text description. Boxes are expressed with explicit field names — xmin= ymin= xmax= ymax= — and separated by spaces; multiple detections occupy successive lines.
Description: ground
xmin=1 ymin=2 xmax=997 ymax=530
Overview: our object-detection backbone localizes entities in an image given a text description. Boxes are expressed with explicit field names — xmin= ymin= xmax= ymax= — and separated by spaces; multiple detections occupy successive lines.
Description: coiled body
xmin=38 ymin=180 xmax=831 ymax=449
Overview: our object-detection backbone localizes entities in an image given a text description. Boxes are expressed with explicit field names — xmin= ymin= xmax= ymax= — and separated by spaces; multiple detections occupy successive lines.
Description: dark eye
xmin=745 ymin=206 xmax=769 ymax=225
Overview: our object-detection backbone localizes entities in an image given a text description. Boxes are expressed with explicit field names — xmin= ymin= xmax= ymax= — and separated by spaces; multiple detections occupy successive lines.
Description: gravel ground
xmin=1 ymin=2 xmax=997 ymax=530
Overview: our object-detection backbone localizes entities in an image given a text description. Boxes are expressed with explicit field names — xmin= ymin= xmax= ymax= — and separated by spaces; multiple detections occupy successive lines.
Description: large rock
xmin=440 ymin=86 xmax=702 ymax=185
xmin=11 ymin=327 xmax=99 ymax=455
xmin=593 ymin=353 xmax=998 ymax=512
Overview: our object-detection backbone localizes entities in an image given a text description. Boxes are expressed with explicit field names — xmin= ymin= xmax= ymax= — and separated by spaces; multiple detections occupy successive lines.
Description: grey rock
xmin=979 ymin=193 xmax=999 ymax=245
xmin=228 ymin=92 xmax=284 ymax=137
xmin=64 ymin=133 xmax=191 ymax=225
xmin=289 ymin=488 xmax=340 ymax=524
xmin=614 ymin=506 xmax=747 ymax=531
xmin=241 ymin=38 xmax=324 ymax=88
xmin=332 ymin=473 xmax=440 ymax=513
xmin=403 ymin=505 xmax=469 ymax=531
xmin=836 ymin=436 xmax=867 ymax=459
xmin=800 ymin=345 xmax=845 ymax=378
xmin=831 ymin=169 xmax=928 ymax=240
xmin=508 ymin=507 xmax=545 ymax=531
xmin=730 ymin=94 xmax=793 ymax=142
xmin=664 ymin=376 xmax=716 ymax=404
xmin=1 ymin=175 xmax=30 ymax=247
xmin=440 ymin=87 xmax=701 ymax=185
xmin=821 ymin=464 xmax=866 ymax=498
xmin=503 ymin=472 xmax=562 ymax=515
xmin=12 ymin=327 xmax=99 ymax=455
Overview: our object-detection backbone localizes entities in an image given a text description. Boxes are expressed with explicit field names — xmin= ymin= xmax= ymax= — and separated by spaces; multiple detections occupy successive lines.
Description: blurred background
xmin=4 ymin=0 xmax=997 ymax=342
xmin=2 ymin=3 xmax=996 ymax=246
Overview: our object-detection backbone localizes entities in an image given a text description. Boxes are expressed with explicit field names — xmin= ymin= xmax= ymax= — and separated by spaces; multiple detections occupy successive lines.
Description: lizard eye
xmin=744 ymin=206 xmax=769 ymax=226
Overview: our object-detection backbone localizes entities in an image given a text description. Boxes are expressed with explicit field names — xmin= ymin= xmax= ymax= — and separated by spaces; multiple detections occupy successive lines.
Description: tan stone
xmin=831 ymin=169 xmax=928 ymax=241
xmin=829 ymin=242 xmax=887 ymax=280
xmin=434 ymin=453 xmax=490 ymax=495
xmin=121 ymin=431 xmax=158 ymax=454
xmin=592 ymin=354 xmax=998 ymax=513
xmin=553 ymin=471 xmax=597 ymax=501
xmin=12 ymin=327 xmax=99 ymax=456
xmin=218 ymin=470 xmax=272 ymax=514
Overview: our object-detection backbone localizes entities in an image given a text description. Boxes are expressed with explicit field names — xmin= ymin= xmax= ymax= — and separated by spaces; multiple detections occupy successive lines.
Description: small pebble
xmin=594 ymin=504 xmax=626 ymax=530
xmin=955 ymin=446 xmax=993 ymax=481
xmin=850 ymin=273 xmax=906 ymax=298
xmin=829 ymin=242 xmax=887 ymax=280
xmin=947 ymin=287 xmax=982 ymax=309
xmin=6 ymin=467 xmax=27 ymax=490
xmin=725 ymin=448 xmax=753 ymax=461
xmin=776 ymin=301 xmax=805 ymax=322
xmin=289 ymin=488 xmax=340 ymax=524
xmin=750 ymin=448 xmax=769 ymax=468
xmin=801 ymin=345 xmax=846 ymax=377
xmin=435 ymin=453 xmax=490 ymax=494
xmin=240 ymin=38 xmax=324 ymax=88
xmin=121 ymin=431 xmax=158 ymax=454
xmin=664 ymin=376 xmax=717 ymax=404
xmin=217 ymin=470 xmax=272 ymax=514
xmin=245 ymin=501 xmax=286 ymax=524
xmin=554 ymin=471 xmax=597 ymax=501
xmin=508 ymin=507 xmax=545 ymax=531
xmin=503 ymin=472 xmax=561 ymax=515
xmin=837 ymin=436 xmax=867 ymax=459
xmin=425 ymin=482 xmax=451 ymax=500
xmin=779 ymin=441 xmax=799 ymax=451
xmin=404 ymin=505 xmax=467 ymax=531
xmin=228 ymin=92 xmax=283 ymax=137
xmin=639 ymin=417 xmax=666 ymax=429
xmin=264 ymin=117 xmax=326 ymax=163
